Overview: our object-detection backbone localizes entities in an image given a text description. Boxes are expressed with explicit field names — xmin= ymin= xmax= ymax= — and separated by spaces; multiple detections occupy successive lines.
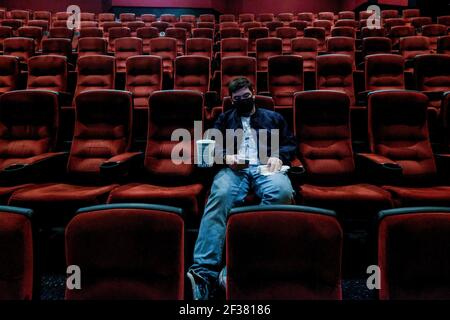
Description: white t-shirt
xmin=237 ymin=116 xmax=259 ymax=165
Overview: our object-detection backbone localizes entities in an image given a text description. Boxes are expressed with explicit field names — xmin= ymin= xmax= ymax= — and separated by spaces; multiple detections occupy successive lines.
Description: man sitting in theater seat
xmin=187 ymin=77 xmax=297 ymax=300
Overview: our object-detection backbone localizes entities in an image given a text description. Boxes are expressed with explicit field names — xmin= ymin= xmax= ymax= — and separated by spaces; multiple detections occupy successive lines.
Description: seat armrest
xmin=356 ymin=153 xmax=403 ymax=183
xmin=287 ymin=157 xmax=306 ymax=186
xmin=100 ymin=152 xmax=143 ymax=178
xmin=421 ymin=91 xmax=445 ymax=101
xmin=1 ymin=152 xmax=68 ymax=182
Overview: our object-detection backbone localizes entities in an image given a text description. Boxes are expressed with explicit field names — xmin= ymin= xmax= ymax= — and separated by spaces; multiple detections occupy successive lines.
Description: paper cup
xmin=196 ymin=139 xmax=216 ymax=168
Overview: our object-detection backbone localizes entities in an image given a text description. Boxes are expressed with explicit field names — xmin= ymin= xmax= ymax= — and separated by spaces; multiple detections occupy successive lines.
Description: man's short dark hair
xmin=228 ymin=77 xmax=253 ymax=96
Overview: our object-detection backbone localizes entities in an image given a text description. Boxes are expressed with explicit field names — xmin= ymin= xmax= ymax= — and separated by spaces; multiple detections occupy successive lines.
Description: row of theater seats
xmin=0 ymin=51 xmax=449 ymax=146
xmin=0 ymin=89 xmax=449 ymax=228
xmin=1 ymin=203 xmax=450 ymax=300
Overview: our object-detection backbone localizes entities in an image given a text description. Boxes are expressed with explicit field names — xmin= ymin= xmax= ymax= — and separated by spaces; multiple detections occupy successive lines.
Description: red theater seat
xmin=119 ymin=13 xmax=136 ymax=24
xmin=257 ymin=13 xmax=274 ymax=24
xmin=276 ymin=27 xmax=297 ymax=53
xmin=9 ymin=90 xmax=137 ymax=226
xmin=0 ymin=56 xmax=19 ymax=95
xmin=174 ymin=55 xmax=210 ymax=93
xmin=266 ymin=21 xmax=284 ymax=37
xmin=326 ymin=37 xmax=356 ymax=68
xmin=410 ymin=17 xmax=433 ymax=30
xmin=313 ymin=20 xmax=333 ymax=37
xmin=268 ymin=54 xmax=303 ymax=110
xmin=366 ymin=90 xmax=450 ymax=207
xmin=226 ymin=205 xmax=343 ymax=300
xmin=150 ymin=21 xmax=170 ymax=33
xmin=247 ymin=27 xmax=269 ymax=53
xmin=192 ymin=27 xmax=214 ymax=39
xmin=108 ymin=27 xmax=131 ymax=52
xmin=48 ymin=27 xmax=74 ymax=40
xmin=221 ymin=56 xmax=256 ymax=100
xmin=289 ymin=21 xmax=308 ymax=37
xmin=179 ymin=14 xmax=195 ymax=25
xmin=298 ymin=12 xmax=314 ymax=25
xmin=27 ymin=55 xmax=67 ymax=92
xmin=3 ymin=37 xmax=34 ymax=63
xmin=362 ymin=37 xmax=392 ymax=59
xmin=256 ymin=38 xmax=282 ymax=72
xmin=361 ymin=27 xmax=386 ymax=39
xmin=316 ymin=54 xmax=355 ymax=106
xmin=381 ymin=10 xmax=399 ymax=20
xmin=378 ymin=207 xmax=450 ymax=300
xmin=422 ymin=24 xmax=447 ymax=52
xmin=148 ymin=37 xmax=177 ymax=77
xmin=141 ymin=14 xmax=157 ymax=26
xmin=331 ymin=26 xmax=355 ymax=38
xmin=108 ymin=90 xmax=205 ymax=220
xmin=77 ymin=37 xmax=107 ymax=58
xmin=220 ymin=14 xmax=236 ymax=23
xmin=221 ymin=38 xmax=248 ymax=58
xmin=0 ymin=26 xmax=13 ymax=51
xmin=160 ymin=14 xmax=177 ymax=25
xmin=126 ymin=55 xmax=162 ymax=109
xmin=291 ymin=37 xmax=318 ymax=72
xmin=79 ymin=27 xmax=104 ymax=38
xmin=186 ymin=38 xmax=212 ymax=60
xmin=17 ymin=26 xmax=42 ymax=50
xmin=239 ymin=13 xmax=255 ymax=25
xmin=0 ymin=90 xmax=61 ymax=203
xmin=389 ymin=26 xmax=415 ymax=48
xmin=400 ymin=36 xmax=431 ymax=62
xmin=414 ymin=54 xmax=450 ymax=111
xmin=65 ymin=203 xmax=184 ymax=300
xmin=0 ymin=206 xmax=33 ymax=300
xmin=365 ymin=54 xmax=405 ymax=92
xmin=294 ymin=91 xmax=392 ymax=220
xmin=136 ymin=27 xmax=159 ymax=54
xmin=74 ymin=55 xmax=115 ymax=99
xmin=339 ymin=11 xmax=356 ymax=20
xmin=126 ymin=21 xmax=145 ymax=37
xmin=42 ymin=38 xmax=72 ymax=59
xmin=200 ymin=14 xmax=215 ymax=23
xmin=166 ymin=27 xmax=187 ymax=55
xmin=304 ymin=27 xmax=326 ymax=51
xmin=277 ymin=13 xmax=294 ymax=25
xmin=98 ymin=13 xmax=115 ymax=27
xmin=114 ymin=37 xmax=143 ymax=73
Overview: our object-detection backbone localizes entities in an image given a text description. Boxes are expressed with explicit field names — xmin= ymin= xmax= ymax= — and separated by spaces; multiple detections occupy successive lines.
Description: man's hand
xmin=225 ymin=155 xmax=248 ymax=171
xmin=267 ymin=157 xmax=283 ymax=172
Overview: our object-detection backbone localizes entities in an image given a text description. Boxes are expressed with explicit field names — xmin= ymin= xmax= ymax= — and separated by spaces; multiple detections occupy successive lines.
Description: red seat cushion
xmin=298 ymin=183 xmax=393 ymax=218
xmin=382 ymin=185 xmax=450 ymax=207
xmin=0 ymin=184 xmax=34 ymax=204
xmin=9 ymin=183 xmax=117 ymax=224
xmin=107 ymin=183 xmax=204 ymax=217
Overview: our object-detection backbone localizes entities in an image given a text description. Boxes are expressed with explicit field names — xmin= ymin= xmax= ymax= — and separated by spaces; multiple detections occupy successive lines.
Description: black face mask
xmin=233 ymin=97 xmax=254 ymax=116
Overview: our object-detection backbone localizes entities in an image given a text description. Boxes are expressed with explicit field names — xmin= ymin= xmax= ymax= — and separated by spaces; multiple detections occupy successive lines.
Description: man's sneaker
xmin=218 ymin=266 xmax=227 ymax=291
xmin=186 ymin=270 xmax=210 ymax=300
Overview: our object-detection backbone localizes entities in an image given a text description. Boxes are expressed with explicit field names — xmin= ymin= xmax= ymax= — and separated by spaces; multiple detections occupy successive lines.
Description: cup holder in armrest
xmin=3 ymin=163 xmax=28 ymax=172
xmin=288 ymin=166 xmax=306 ymax=175
xmin=381 ymin=162 xmax=402 ymax=171
xmin=100 ymin=161 xmax=120 ymax=170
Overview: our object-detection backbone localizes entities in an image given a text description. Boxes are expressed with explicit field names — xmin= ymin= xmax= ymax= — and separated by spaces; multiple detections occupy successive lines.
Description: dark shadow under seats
xmin=65 ymin=203 xmax=184 ymax=300
xmin=226 ymin=205 xmax=342 ymax=300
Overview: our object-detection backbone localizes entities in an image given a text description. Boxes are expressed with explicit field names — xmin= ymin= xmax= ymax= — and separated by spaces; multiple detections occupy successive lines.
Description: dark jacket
xmin=213 ymin=107 xmax=297 ymax=165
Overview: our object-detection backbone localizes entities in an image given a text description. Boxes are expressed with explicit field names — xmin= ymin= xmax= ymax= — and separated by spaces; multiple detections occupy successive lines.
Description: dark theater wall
xmin=220 ymin=0 xmax=343 ymax=15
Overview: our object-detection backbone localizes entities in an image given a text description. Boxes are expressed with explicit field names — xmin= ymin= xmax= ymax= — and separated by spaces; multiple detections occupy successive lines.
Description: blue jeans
xmin=189 ymin=165 xmax=294 ymax=284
